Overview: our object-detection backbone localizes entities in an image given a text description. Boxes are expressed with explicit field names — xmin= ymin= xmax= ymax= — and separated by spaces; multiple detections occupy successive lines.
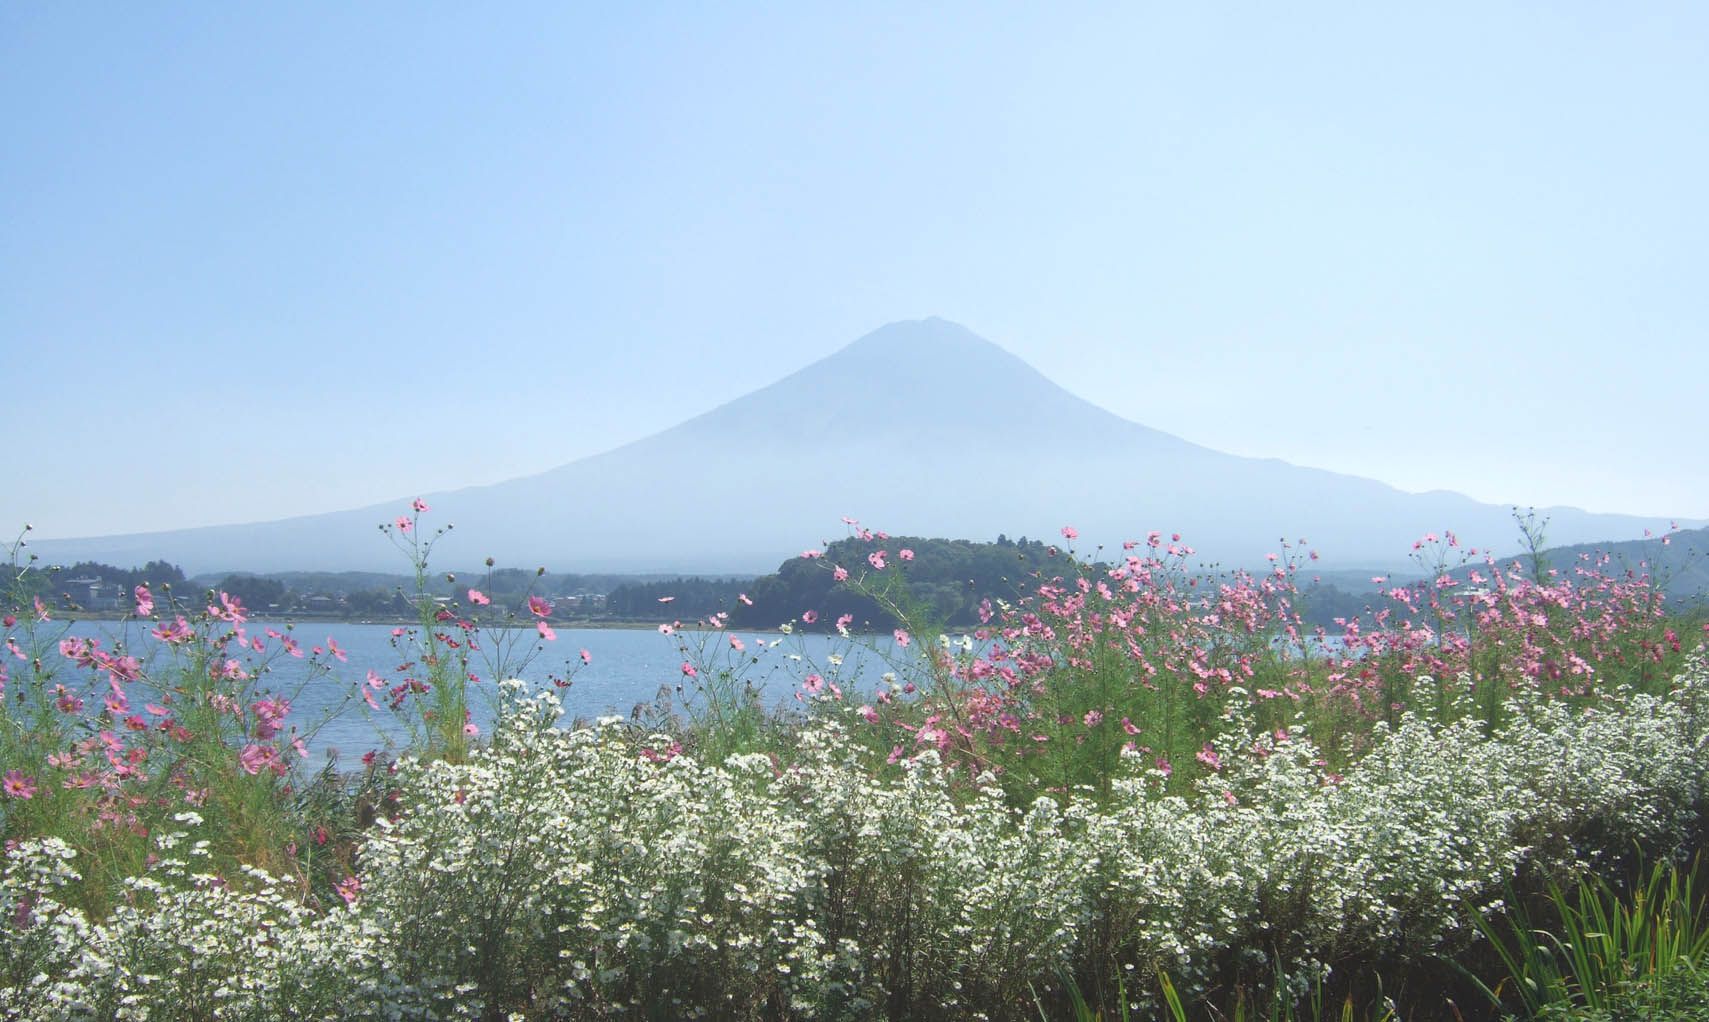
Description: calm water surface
xmin=44 ymin=619 xmax=932 ymax=765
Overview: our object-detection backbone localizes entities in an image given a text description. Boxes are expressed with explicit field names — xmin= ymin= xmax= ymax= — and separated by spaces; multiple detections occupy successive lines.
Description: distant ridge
xmin=29 ymin=319 xmax=1700 ymax=574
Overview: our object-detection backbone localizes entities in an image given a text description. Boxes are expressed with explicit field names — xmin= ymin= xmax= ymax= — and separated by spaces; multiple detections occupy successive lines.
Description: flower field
xmin=3 ymin=509 xmax=1707 ymax=1020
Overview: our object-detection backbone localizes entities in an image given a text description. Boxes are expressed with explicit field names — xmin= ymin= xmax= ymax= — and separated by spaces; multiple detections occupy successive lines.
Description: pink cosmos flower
xmin=1061 ymin=526 xmax=1078 ymax=541
xmin=337 ymin=875 xmax=361 ymax=906
xmin=802 ymin=610 xmax=818 ymax=624
xmin=536 ymin=620 xmax=556 ymax=641
xmin=411 ymin=498 xmax=430 ymax=512
xmin=899 ymin=548 xmax=914 ymax=561
xmin=833 ymin=565 xmax=849 ymax=582
xmin=738 ymin=593 xmax=753 ymax=606
xmin=858 ymin=704 xmax=878 ymax=723
xmin=252 ymin=698 xmax=290 ymax=740
xmin=238 ymin=744 xmax=275 ymax=775
xmin=579 ymin=648 xmax=592 ymax=665
xmin=893 ymin=628 xmax=911 ymax=647
xmin=396 ymin=517 xmax=413 ymax=533
xmin=133 ymin=585 xmax=154 ymax=617
xmin=681 ymin=661 xmax=698 ymax=678
xmin=803 ymin=674 xmax=824 ymax=695
xmin=835 ymin=612 xmax=854 ymax=634
xmin=327 ymin=638 xmax=347 ymax=662
xmin=729 ymin=636 xmax=746 ymax=652
xmin=467 ymin=589 xmax=490 ymax=606
xmin=1196 ymin=744 xmax=1222 ymax=771
xmin=868 ymin=551 xmax=887 ymax=570
xmin=527 ymin=596 xmax=553 ymax=618
xmin=213 ymin=591 xmax=248 ymax=623
xmin=2 ymin=770 xmax=36 ymax=799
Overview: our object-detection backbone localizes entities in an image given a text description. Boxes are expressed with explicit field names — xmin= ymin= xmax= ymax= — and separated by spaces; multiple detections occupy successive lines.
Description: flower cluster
xmin=4 ymin=654 xmax=1705 ymax=1019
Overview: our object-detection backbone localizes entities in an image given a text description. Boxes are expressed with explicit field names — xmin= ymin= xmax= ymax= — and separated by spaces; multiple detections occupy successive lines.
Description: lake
xmin=37 ymin=618 xmax=936 ymax=765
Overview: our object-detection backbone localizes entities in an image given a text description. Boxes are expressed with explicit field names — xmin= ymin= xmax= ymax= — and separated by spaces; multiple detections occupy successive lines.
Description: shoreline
xmin=27 ymin=609 xmax=910 ymax=638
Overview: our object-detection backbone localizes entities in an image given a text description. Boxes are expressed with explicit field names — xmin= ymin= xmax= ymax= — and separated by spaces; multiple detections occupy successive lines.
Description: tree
xmin=215 ymin=574 xmax=288 ymax=611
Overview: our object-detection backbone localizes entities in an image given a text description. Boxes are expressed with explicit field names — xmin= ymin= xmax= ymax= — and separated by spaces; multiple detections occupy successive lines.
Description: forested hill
xmin=727 ymin=534 xmax=1070 ymax=632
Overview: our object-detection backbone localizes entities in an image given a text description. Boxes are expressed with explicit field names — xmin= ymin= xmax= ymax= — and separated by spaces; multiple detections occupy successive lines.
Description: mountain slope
xmin=28 ymin=318 xmax=1699 ymax=574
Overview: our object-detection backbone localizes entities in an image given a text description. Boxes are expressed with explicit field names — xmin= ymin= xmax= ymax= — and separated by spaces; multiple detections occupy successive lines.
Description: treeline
xmin=181 ymin=568 xmax=716 ymax=621
xmin=722 ymin=535 xmax=1459 ymax=635
xmin=44 ymin=527 xmax=1698 ymax=632
xmin=2 ymin=541 xmax=1406 ymax=631
xmin=10 ymin=560 xmax=189 ymax=606
xmin=729 ymin=534 xmax=1066 ymax=631
xmin=52 ymin=559 xmax=186 ymax=590
xmin=605 ymin=577 xmax=748 ymax=619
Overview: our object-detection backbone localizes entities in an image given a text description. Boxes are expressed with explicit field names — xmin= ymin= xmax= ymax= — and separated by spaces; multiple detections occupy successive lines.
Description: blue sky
xmin=3 ymin=3 xmax=1706 ymax=541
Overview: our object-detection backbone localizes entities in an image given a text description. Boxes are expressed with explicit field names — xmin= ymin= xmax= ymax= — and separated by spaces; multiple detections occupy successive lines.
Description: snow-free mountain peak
xmin=27 ymin=320 xmax=1697 ymax=574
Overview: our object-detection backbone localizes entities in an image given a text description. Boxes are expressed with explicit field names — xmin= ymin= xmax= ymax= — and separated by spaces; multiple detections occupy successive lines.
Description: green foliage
xmin=606 ymin=575 xmax=749 ymax=618
xmin=18 ymin=557 xmax=187 ymax=612
xmin=1466 ymin=856 xmax=1709 ymax=1020
xmin=731 ymin=534 xmax=1064 ymax=631
xmin=214 ymin=572 xmax=288 ymax=611
xmin=8 ymin=510 xmax=1709 ymax=1019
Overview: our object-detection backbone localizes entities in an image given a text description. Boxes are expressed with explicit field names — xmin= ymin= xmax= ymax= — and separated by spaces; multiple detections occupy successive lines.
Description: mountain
xmin=27 ymin=318 xmax=1701 ymax=575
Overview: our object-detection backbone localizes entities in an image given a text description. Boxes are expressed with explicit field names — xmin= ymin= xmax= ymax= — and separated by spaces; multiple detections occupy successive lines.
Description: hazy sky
xmin=4 ymin=3 xmax=1706 ymax=542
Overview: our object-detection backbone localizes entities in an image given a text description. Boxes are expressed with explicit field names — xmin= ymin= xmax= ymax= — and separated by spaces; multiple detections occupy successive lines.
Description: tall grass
xmin=1466 ymin=856 xmax=1709 ymax=1019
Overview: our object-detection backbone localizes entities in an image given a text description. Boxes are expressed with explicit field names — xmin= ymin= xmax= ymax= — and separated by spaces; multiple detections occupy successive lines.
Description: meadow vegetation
xmin=2 ymin=506 xmax=1707 ymax=1020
